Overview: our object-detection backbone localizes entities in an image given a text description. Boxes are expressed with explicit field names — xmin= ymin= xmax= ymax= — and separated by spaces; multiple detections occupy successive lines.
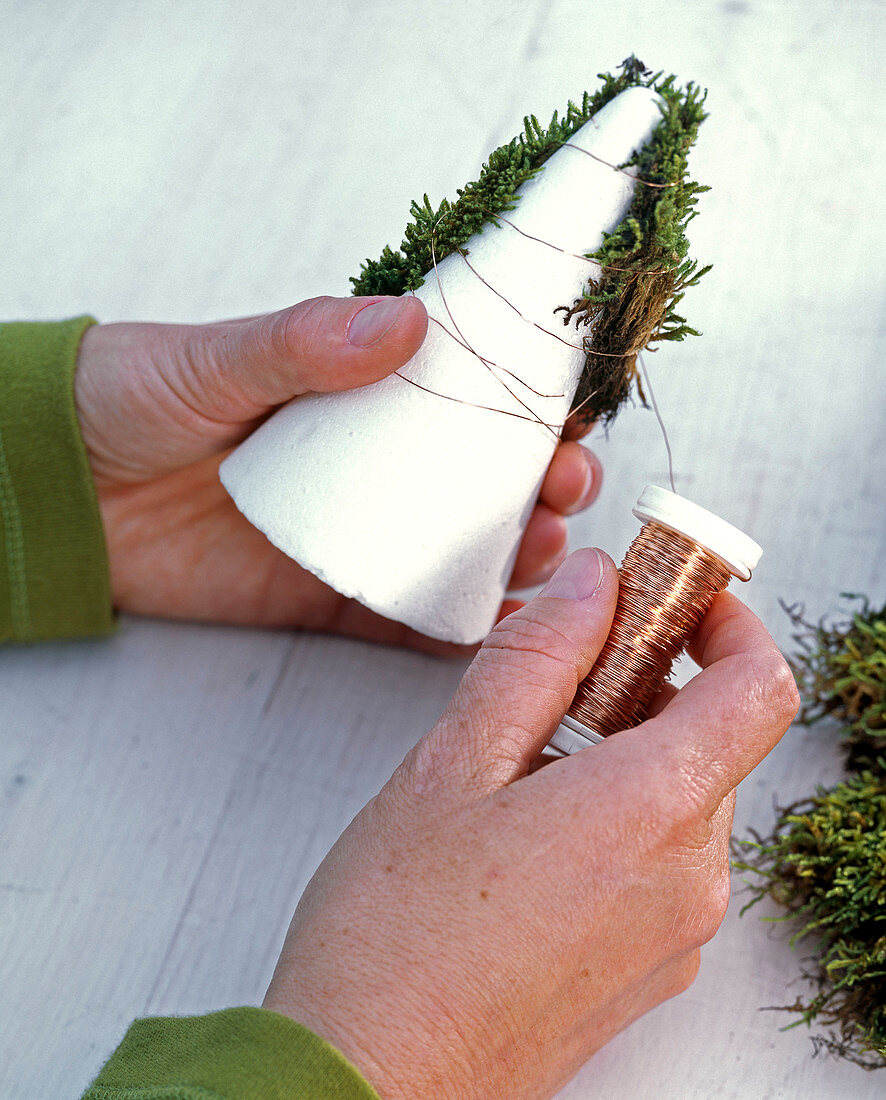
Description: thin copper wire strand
xmin=491 ymin=211 xmax=673 ymax=276
xmin=393 ymin=371 xmax=561 ymax=429
xmin=639 ymin=352 xmax=676 ymax=492
xmin=428 ymin=235 xmax=558 ymax=440
xmin=562 ymin=383 xmax=605 ymax=424
xmin=568 ymin=522 xmax=731 ymax=737
xmin=453 ymin=244 xmax=651 ymax=360
xmin=556 ymin=141 xmax=678 ymax=188
xmin=424 ymin=314 xmax=565 ymax=398
xmin=420 ymin=308 xmax=517 ymax=379
xmin=455 ymin=245 xmax=584 ymax=353
xmin=400 ymin=226 xmax=656 ymax=434
xmin=387 ymin=146 xmax=677 ymax=436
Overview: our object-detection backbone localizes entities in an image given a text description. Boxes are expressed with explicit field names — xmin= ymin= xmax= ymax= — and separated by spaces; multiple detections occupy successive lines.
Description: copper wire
xmin=428 ymin=235 xmax=559 ymax=440
xmin=567 ymin=521 xmax=732 ymax=737
xmin=556 ymin=141 xmax=678 ymax=188
xmin=639 ymin=352 xmax=675 ymax=492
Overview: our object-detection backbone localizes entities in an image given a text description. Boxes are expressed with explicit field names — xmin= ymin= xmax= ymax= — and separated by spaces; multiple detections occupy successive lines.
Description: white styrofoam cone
xmin=221 ymin=86 xmax=664 ymax=643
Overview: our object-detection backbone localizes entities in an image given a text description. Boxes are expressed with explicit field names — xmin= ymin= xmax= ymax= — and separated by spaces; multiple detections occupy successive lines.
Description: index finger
xmin=625 ymin=592 xmax=800 ymax=812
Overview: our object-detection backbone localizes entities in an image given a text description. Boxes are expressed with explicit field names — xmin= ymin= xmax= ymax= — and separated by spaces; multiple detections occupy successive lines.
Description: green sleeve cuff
xmin=82 ymin=1007 xmax=381 ymax=1100
xmin=0 ymin=317 xmax=114 ymax=641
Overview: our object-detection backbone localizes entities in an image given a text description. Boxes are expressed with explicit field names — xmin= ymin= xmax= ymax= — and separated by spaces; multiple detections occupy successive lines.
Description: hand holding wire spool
xmin=265 ymin=550 xmax=800 ymax=1099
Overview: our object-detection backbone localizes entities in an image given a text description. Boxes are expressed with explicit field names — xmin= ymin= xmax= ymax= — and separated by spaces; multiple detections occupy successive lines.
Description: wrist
xmin=262 ymin=977 xmax=477 ymax=1100
xmin=262 ymin=985 xmax=397 ymax=1099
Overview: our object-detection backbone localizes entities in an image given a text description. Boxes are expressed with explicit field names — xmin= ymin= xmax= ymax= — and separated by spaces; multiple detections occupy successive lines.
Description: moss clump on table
xmin=351 ymin=57 xmax=709 ymax=429
xmin=734 ymin=775 xmax=886 ymax=1068
xmin=789 ymin=596 xmax=886 ymax=772
xmin=735 ymin=597 xmax=886 ymax=1069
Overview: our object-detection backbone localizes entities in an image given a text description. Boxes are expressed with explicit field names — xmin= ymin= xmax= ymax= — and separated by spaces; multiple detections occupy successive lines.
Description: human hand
xmin=263 ymin=548 xmax=799 ymax=1099
xmin=74 ymin=296 xmax=601 ymax=650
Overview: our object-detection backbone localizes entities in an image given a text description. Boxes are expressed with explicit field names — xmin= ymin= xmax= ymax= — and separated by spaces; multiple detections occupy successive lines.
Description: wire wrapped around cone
xmin=219 ymin=88 xmax=665 ymax=645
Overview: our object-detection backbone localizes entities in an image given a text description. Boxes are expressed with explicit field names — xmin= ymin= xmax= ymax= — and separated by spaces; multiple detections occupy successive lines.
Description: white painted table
xmin=2 ymin=2 xmax=884 ymax=1097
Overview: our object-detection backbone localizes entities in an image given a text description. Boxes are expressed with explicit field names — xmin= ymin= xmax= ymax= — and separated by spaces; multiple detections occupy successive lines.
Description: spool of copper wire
xmin=547 ymin=485 xmax=763 ymax=756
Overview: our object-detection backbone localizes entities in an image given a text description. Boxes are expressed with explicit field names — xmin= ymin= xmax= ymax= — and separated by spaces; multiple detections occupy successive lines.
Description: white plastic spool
xmin=632 ymin=485 xmax=762 ymax=581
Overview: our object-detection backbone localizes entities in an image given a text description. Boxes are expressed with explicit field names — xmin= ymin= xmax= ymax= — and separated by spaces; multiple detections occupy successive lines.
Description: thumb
xmin=176 ymin=294 xmax=428 ymax=423
xmin=414 ymin=549 xmax=619 ymax=792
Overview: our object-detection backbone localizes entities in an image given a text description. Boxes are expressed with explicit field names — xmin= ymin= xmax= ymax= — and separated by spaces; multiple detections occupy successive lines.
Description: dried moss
xmin=556 ymin=71 xmax=709 ymax=430
xmin=735 ymin=775 xmax=886 ymax=1069
xmin=351 ymin=57 xmax=708 ymax=429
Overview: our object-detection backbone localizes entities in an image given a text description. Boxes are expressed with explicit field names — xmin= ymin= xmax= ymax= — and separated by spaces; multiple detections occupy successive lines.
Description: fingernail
xmin=347 ymin=298 xmax=406 ymax=347
xmin=539 ymin=548 xmax=604 ymax=600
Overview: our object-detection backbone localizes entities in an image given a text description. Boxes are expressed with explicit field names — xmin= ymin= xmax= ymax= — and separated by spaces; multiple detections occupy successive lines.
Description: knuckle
xmin=396 ymin=733 xmax=459 ymax=799
xmin=649 ymin=761 xmax=715 ymax=836
xmin=668 ymin=951 xmax=701 ymax=998
xmin=472 ymin=616 xmax=577 ymax=718
xmin=747 ymin=647 xmax=800 ymax=728
xmin=676 ymin=763 xmax=716 ymax=822
xmin=771 ymin=658 xmax=802 ymax=725
xmin=252 ymin=311 xmax=285 ymax=360
xmin=275 ymin=296 xmax=336 ymax=362
xmin=482 ymin=606 xmax=577 ymax=674
xmin=393 ymin=708 xmax=493 ymax=803
xmin=698 ymin=871 xmax=732 ymax=943
xmin=676 ymin=868 xmax=731 ymax=950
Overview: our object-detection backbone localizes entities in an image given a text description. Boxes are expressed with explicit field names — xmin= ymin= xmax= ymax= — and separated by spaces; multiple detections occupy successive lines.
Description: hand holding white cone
xmin=221 ymin=87 xmax=664 ymax=643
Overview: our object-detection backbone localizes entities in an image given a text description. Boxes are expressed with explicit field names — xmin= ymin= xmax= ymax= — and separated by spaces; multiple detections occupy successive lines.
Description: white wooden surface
xmin=1 ymin=1 xmax=884 ymax=1097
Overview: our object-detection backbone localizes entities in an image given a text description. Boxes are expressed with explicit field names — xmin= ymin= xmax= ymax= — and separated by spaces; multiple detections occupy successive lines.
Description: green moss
xmin=788 ymin=597 xmax=886 ymax=772
xmin=351 ymin=57 xmax=709 ymax=427
xmin=737 ymin=596 xmax=886 ymax=1067
xmin=735 ymin=774 xmax=886 ymax=1068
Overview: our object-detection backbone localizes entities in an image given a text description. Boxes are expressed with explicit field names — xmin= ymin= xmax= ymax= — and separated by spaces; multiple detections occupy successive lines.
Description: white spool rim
xmin=632 ymin=485 xmax=762 ymax=581
xmin=548 ymin=715 xmax=606 ymax=756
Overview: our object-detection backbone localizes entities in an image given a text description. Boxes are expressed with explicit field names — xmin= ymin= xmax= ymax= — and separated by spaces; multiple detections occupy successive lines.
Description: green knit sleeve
xmin=0 ymin=317 xmax=114 ymax=641
xmin=81 ymin=1008 xmax=381 ymax=1099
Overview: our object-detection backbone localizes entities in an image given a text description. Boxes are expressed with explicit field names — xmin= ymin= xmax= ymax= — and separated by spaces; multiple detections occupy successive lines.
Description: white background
xmin=1 ymin=1 xmax=884 ymax=1097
